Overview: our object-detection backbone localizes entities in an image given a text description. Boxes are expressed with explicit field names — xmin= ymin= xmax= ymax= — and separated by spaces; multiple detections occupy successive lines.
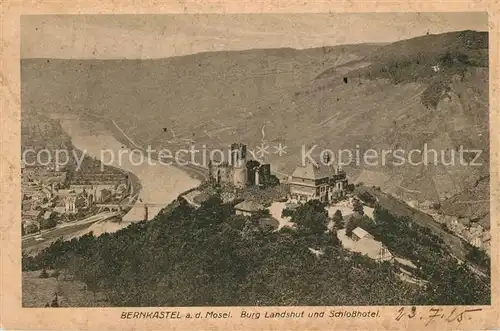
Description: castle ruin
xmin=208 ymin=143 xmax=271 ymax=188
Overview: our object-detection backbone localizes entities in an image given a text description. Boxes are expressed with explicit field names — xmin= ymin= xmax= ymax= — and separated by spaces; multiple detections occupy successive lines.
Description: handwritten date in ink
xmin=395 ymin=307 xmax=482 ymax=326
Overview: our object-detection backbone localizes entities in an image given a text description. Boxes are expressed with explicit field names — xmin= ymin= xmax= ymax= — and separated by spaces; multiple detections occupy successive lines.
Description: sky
xmin=21 ymin=13 xmax=488 ymax=59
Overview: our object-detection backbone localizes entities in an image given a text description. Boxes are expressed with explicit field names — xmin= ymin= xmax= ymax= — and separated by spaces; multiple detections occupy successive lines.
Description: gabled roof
xmin=354 ymin=238 xmax=393 ymax=261
xmin=292 ymin=162 xmax=334 ymax=180
xmin=352 ymin=227 xmax=371 ymax=239
xmin=234 ymin=200 xmax=265 ymax=212
xmin=458 ymin=218 xmax=471 ymax=226
xmin=53 ymin=206 xmax=66 ymax=213
xmin=478 ymin=214 xmax=490 ymax=229
xmin=23 ymin=210 xmax=42 ymax=218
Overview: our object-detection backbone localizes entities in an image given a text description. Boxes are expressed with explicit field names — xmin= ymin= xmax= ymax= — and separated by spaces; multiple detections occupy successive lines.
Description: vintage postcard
xmin=1 ymin=1 xmax=499 ymax=330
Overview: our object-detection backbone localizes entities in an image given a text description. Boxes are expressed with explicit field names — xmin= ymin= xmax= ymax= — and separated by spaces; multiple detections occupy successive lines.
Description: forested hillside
xmin=23 ymin=196 xmax=490 ymax=306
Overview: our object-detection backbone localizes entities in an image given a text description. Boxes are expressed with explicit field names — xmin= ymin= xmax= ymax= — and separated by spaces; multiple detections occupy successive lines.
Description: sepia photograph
xmin=18 ymin=12 xmax=491 ymax=310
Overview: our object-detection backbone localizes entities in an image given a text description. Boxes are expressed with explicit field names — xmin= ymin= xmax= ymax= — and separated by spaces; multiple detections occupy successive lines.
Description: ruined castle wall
xmin=233 ymin=166 xmax=247 ymax=188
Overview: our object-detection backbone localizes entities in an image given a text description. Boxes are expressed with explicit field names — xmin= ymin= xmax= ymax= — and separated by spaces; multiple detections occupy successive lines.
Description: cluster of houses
xmin=21 ymin=161 xmax=130 ymax=235
xmin=413 ymin=199 xmax=491 ymax=256
xmin=446 ymin=215 xmax=490 ymax=255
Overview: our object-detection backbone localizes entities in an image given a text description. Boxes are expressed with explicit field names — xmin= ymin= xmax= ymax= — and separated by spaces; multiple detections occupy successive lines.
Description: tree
xmin=332 ymin=209 xmax=344 ymax=229
xmin=465 ymin=246 xmax=490 ymax=270
xmin=40 ymin=216 xmax=57 ymax=230
xmin=292 ymin=200 xmax=328 ymax=235
xmin=195 ymin=194 xmax=228 ymax=226
xmin=440 ymin=223 xmax=451 ymax=233
xmin=267 ymin=175 xmax=280 ymax=187
xmin=50 ymin=293 xmax=60 ymax=307
xmin=358 ymin=192 xmax=376 ymax=207
xmin=345 ymin=218 xmax=357 ymax=237
xmin=23 ymin=196 xmax=490 ymax=307
xmin=352 ymin=198 xmax=364 ymax=216
xmin=281 ymin=208 xmax=294 ymax=218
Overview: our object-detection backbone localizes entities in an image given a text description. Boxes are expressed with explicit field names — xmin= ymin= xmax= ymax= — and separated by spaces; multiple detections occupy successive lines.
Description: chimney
xmin=335 ymin=164 xmax=342 ymax=175
xmin=241 ymin=144 xmax=247 ymax=159
xmin=323 ymin=152 xmax=332 ymax=166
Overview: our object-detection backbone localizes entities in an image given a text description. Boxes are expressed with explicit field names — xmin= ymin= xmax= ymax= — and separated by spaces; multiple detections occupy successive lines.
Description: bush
xmin=332 ymin=209 xmax=344 ymax=229
xmin=465 ymin=246 xmax=490 ymax=270
xmin=25 ymin=223 xmax=40 ymax=235
xmin=345 ymin=220 xmax=356 ymax=237
xmin=40 ymin=217 xmax=57 ymax=230
xmin=358 ymin=192 xmax=377 ymax=207
xmin=292 ymin=200 xmax=328 ymax=235
xmin=352 ymin=198 xmax=364 ymax=215
xmin=281 ymin=208 xmax=295 ymax=218
xmin=266 ymin=175 xmax=280 ymax=187
xmin=440 ymin=223 xmax=451 ymax=233
xmin=39 ymin=269 xmax=49 ymax=278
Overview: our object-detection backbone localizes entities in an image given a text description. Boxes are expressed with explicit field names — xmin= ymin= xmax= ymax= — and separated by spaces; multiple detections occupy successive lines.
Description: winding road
xmin=22 ymin=211 xmax=120 ymax=251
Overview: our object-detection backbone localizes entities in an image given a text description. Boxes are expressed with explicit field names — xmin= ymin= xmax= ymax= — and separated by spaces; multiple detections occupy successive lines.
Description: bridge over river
xmin=96 ymin=191 xmax=201 ymax=220
xmin=22 ymin=211 xmax=121 ymax=251
xmin=96 ymin=202 xmax=169 ymax=220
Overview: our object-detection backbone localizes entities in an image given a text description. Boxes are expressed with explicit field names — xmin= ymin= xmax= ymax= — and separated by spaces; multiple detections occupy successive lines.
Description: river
xmin=54 ymin=114 xmax=200 ymax=236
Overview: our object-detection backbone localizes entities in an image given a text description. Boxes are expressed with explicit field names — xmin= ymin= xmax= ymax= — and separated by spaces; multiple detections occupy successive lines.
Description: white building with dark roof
xmin=353 ymin=237 xmax=393 ymax=262
xmin=352 ymin=227 xmax=373 ymax=241
xmin=234 ymin=200 xmax=265 ymax=216
xmin=337 ymin=227 xmax=393 ymax=262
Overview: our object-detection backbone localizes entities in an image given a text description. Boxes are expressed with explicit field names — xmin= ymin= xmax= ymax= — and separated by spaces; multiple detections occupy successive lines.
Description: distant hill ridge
xmin=22 ymin=30 xmax=489 ymax=222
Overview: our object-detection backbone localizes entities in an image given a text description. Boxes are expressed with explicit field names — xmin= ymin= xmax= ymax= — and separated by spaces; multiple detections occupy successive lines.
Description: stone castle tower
xmin=208 ymin=143 xmax=249 ymax=188
xmin=231 ymin=143 xmax=247 ymax=188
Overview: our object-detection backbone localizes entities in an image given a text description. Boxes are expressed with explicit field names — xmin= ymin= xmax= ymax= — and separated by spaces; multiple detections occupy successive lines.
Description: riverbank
xmin=106 ymin=118 xmax=208 ymax=182
xmin=52 ymin=114 xmax=200 ymax=236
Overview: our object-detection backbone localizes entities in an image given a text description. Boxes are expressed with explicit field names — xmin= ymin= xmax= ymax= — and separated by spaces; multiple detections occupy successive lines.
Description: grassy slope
xmin=21 ymin=31 xmax=489 ymax=215
xmin=22 ymin=271 xmax=109 ymax=307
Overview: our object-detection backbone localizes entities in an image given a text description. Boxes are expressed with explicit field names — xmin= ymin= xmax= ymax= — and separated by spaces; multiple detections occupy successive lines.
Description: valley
xmin=21 ymin=31 xmax=490 ymax=227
